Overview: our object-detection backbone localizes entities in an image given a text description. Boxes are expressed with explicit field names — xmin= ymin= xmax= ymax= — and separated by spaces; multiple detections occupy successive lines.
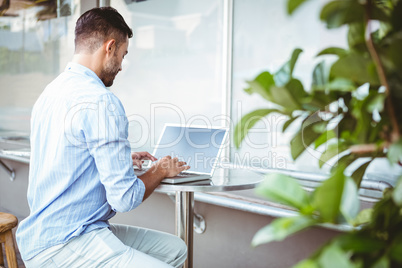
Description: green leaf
xmin=315 ymin=130 xmax=336 ymax=149
xmin=283 ymin=115 xmax=300 ymax=132
xmin=313 ymin=167 xmax=346 ymax=223
xmin=306 ymin=91 xmax=336 ymax=110
xmin=370 ymin=4 xmax=391 ymax=22
xmin=234 ymin=109 xmax=279 ymax=148
xmin=337 ymin=233 xmax=385 ymax=253
xmin=392 ymin=176 xmax=402 ymax=206
xmin=245 ymin=73 xmax=306 ymax=112
xmin=327 ymin=78 xmax=355 ymax=92
xmin=351 ymin=160 xmax=372 ymax=187
xmin=319 ymin=142 xmax=347 ymax=168
xmin=377 ymin=21 xmax=392 ymax=40
xmin=255 ymin=173 xmax=311 ymax=211
xmin=369 ymin=194 xmax=401 ymax=231
xmin=287 ymin=0 xmax=310 ymax=15
xmin=348 ymin=23 xmax=366 ymax=50
xmin=270 ymin=85 xmax=301 ymax=111
xmin=274 ymin=48 xmax=303 ymax=87
xmin=387 ymin=138 xmax=402 ymax=165
xmin=313 ymin=122 xmax=328 ymax=135
xmin=385 ymin=38 xmax=402 ymax=70
xmin=291 ymin=114 xmax=327 ymax=160
xmin=391 ymin=0 xmax=402 ymax=31
xmin=340 ymin=177 xmax=360 ymax=224
xmin=317 ymin=47 xmax=348 ymax=57
xmin=389 ymin=232 xmax=402 ymax=263
xmin=252 ymin=216 xmax=316 ymax=247
xmin=368 ymin=120 xmax=386 ymax=143
xmin=244 ymin=71 xmax=276 ymax=101
xmin=336 ymin=114 xmax=357 ymax=140
xmin=352 ymin=208 xmax=373 ymax=226
xmin=269 ymin=79 xmax=308 ymax=111
xmin=372 ymin=256 xmax=390 ymax=268
xmin=317 ymin=243 xmax=356 ymax=268
xmin=350 ymin=94 xmax=376 ymax=143
xmin=330 ymin=53 xmax=380 ymax=86
xmin=366 ymin=93 xmax=385 ymax=113
xmin=331 ymin=153 xmax=358 ymax=173
xmin=320 ymin=0 xmax=364 ymax=29
xmin=286 ymin=78 xmax=309 ymax=101
xmin=293 ymin=259 xmax=319 ymax=268
xmin=312 ymin=61 xmax=327 ymax=90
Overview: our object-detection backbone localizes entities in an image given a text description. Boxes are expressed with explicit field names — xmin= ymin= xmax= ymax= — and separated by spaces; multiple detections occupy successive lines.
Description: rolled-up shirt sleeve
xmin=83 ymin=93 xmax=145 ymax=212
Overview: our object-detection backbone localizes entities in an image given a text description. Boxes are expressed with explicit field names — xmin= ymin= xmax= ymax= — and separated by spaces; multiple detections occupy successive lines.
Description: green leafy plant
xmin=234 ymin=0 xmax=402 ymax=266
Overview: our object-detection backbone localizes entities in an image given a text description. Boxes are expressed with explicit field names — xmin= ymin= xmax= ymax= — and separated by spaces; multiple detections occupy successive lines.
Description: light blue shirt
xmin=16 ymin=62 xmax=145 ymax=261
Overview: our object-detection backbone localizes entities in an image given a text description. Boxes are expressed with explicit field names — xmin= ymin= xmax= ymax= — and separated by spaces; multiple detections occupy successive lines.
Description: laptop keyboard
xmin=134 ymin=167 xmax=202 ymax=178
xmin=176 ymin=172 xmax=195 ymax=177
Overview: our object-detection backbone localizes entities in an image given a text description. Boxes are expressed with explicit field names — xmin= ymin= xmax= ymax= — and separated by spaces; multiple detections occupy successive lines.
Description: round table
xmin=157 ymin=167 xmax=264 ymax=268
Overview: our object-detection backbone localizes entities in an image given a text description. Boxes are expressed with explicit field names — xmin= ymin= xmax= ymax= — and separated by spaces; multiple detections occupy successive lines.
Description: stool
xmin=0 ymin=212 xmax=18 ymax=268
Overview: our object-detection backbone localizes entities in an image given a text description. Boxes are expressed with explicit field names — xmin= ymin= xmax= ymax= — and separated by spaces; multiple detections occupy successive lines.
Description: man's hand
xmin=138 ymin=156 xmax=190 ymax=201
xmin=131 ymin=151 xmax=157 ymax=169
xmin=155 ymin=156 xmax=190 ymax=177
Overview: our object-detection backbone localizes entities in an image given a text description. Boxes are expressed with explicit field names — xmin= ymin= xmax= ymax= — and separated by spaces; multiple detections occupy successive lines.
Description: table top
xmin=156 ymin=166 xmax=264 ymax=192
xmin=0 ymin=141 xmax=265 ymax=193
xmin=0 ymin=140 xmax=30 ymax=164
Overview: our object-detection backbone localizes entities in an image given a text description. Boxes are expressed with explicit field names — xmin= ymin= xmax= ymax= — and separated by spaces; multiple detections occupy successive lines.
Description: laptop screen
xmin=153 ymin=125 xmax=228 ymax=174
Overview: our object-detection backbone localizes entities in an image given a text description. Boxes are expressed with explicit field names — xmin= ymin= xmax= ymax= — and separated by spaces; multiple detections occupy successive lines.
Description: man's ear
xmin=105 ymin=39 xmax=116 ymax=55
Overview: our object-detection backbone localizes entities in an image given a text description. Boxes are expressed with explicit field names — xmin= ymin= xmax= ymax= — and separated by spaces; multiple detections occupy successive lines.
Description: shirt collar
xmin=65 ymin=62 xmax=105 ymax=87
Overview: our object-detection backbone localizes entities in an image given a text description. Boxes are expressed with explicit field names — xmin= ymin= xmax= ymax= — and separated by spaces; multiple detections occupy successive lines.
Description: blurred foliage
xmin=0 ymin=0 xmax=72 ymax=74
xmin=0 ymin=0 xmax=71 ymax=18
xmin=234 ymin=0 xmax=402 ymax=267
xmin=34 ymin=0 xmax=71 ymax=19
xmin=0 ymin=40 xmax=61 ymax=74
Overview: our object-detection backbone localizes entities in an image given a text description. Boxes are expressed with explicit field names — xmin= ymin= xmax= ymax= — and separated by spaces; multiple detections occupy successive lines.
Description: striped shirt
xmin=16 ymin=62 xmax=145 ymax=260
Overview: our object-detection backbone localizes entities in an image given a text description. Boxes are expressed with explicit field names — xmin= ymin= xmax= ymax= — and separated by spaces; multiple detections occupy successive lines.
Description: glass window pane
xmin=110 ymin=0 xmax=224 ymax=152
xmin=0 ymin=1 xmax=75 ymax=136
xmin=231 ymin=0 xmax=347 ymax=172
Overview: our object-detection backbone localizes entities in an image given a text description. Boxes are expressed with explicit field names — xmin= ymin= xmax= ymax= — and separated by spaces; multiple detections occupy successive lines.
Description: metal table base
xmin=175 ymin=191 xmax=194 ymax=268
xmin=157 ymin=167 xmax=264 ymax=268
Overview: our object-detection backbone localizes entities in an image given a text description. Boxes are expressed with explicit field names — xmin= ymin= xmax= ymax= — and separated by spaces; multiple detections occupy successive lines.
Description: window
xmin=230 ymin=0 xmax=348 ymax=173
xmin=0 ymin=0 xmax=75 ymax=135
xmin=110 ymin=0 xmax=225 ymax=153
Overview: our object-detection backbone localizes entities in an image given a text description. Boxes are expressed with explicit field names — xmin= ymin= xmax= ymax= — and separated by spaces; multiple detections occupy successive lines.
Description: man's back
xmin=16 ymin=62 xmax=145 ymax=261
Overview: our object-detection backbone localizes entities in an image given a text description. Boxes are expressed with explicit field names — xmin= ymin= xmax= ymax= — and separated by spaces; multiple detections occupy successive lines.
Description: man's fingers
xmin=156 ymin=156 xmax=190 ymax=176
xmin=179 ymin=165 xmax=190 ymax=172
xmin=133 ymin=159 xmax=142 ymax=169
xmin=133 ymin=151 xmax=158 ymax=161
xmin=141 ymin=152 xmax=157 ymax=161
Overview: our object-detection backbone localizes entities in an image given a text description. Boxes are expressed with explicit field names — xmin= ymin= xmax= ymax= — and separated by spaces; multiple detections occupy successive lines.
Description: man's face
xmin=101 ymin=37 xmax=129 ymax=87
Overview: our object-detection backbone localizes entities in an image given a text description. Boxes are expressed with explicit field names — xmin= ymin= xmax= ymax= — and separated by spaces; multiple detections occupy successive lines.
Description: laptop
xmin=135 ymin=124 xmax=228 ymax=184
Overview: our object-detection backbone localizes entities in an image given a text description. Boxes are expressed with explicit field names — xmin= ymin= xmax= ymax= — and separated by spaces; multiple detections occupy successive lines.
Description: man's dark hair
xmin=75 ymin=7 xmax=133 ymax=54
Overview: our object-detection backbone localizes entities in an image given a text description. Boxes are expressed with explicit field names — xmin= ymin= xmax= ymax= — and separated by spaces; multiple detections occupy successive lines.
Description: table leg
xmin=175 ymin=191 xmax=194 ymax=268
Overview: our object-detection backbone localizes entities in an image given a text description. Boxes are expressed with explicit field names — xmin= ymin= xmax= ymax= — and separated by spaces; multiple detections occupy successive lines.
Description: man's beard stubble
xmin=100 ymin=57 xmax=120 ymax=87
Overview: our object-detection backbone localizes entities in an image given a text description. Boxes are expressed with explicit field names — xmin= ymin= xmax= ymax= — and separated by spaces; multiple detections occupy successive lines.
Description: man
xmin=16 ymin=7 xmax=189 ymax=267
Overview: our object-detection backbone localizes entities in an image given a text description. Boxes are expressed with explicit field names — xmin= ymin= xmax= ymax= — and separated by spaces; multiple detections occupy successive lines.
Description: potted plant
xmin=234 ymin=0 xmax=402 ymax=266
